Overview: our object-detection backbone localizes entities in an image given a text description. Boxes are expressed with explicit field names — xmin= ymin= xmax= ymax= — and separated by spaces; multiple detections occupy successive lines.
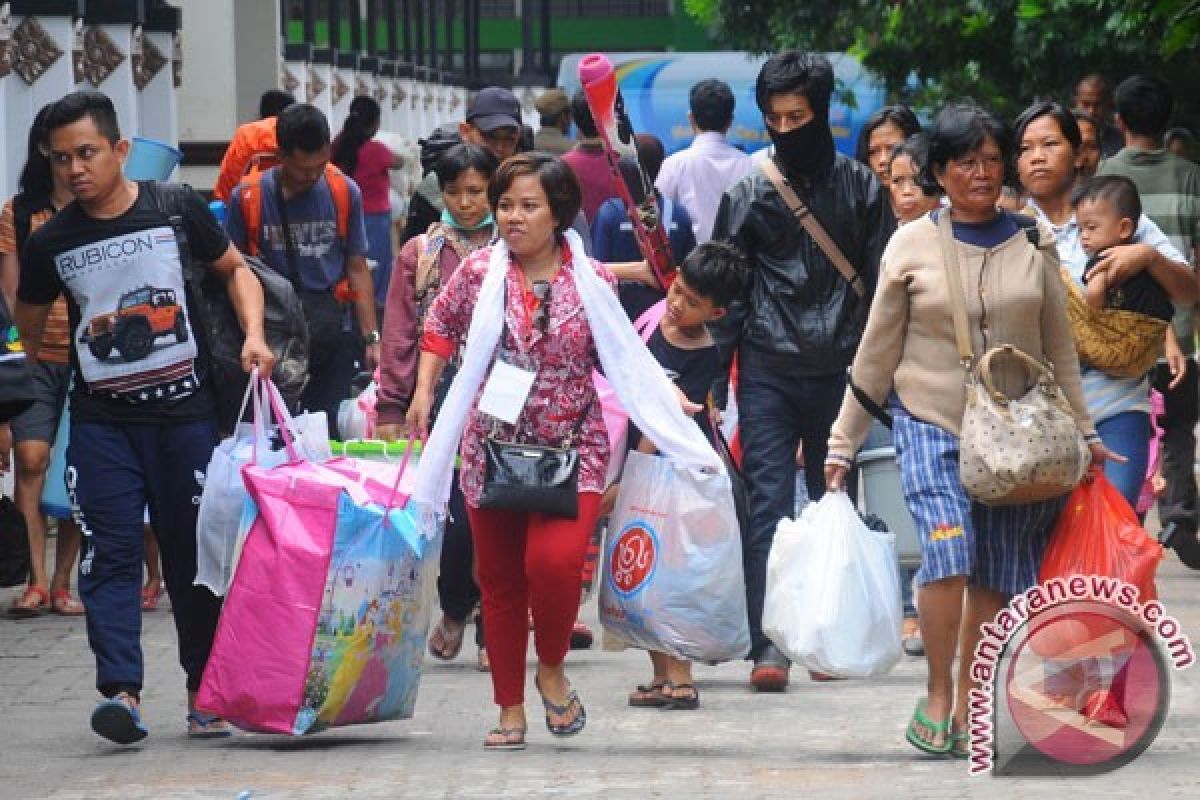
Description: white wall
xmin=174 ymin=0 xmax=239 ymax=143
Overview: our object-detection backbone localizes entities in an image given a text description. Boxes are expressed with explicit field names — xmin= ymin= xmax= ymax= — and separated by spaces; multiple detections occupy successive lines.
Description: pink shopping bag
xmin=596 ymin=300 xmax=666 ymax=482
xmin=196 ymin=382 xmax=424 ymax=734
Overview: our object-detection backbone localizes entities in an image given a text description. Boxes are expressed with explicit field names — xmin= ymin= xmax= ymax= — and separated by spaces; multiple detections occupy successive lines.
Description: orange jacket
xmin=214 ymin=117 xmax=280 ymax=202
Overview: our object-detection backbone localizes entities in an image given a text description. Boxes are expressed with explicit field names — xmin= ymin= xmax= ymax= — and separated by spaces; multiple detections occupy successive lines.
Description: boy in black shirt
xmin=607 ymin=241 xmax=749 ymax=711
xmin=15 ymin=91 xmax=273 ymax=745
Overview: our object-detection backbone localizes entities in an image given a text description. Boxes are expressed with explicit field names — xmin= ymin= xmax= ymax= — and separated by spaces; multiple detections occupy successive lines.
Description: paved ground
xmin=1 ymin=538 xmax=1197 ymax=799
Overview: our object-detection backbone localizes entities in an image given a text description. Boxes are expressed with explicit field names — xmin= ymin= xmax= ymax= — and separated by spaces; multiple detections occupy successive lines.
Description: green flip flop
xmin=949 ymin=728 xmax=970 ymax=760
xmin=905 ymin=697 xmax=952 ymax=755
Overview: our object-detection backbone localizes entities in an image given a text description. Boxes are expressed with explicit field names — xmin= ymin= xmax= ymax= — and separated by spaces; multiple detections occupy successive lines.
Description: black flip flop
xmin=661 ymin=682 xmax=699 ymax=711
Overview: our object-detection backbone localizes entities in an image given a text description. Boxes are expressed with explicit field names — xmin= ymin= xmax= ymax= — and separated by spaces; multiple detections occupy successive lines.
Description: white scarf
xmin=412 ymin=228 xmax=723 ymax=513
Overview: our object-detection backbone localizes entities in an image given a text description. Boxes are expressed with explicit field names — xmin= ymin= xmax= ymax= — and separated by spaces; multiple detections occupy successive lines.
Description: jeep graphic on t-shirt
xmin=54 ymin=226 xmax=199 ymax=400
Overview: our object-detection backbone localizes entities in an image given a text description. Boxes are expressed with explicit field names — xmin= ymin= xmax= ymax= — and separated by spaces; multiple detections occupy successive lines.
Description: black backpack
xmin=0 ymin=496 xmax=30 ymax=588
xmin=0 ymin=194 xmax=42 ymax=423
xmin=149 ymin=182 xmax=310 ymax=431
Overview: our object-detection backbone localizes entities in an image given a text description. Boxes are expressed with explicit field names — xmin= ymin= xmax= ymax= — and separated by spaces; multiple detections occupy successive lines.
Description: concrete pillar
xmin=2 ymin=4 xmax=79 ymax=198
xmin=136 ymin=28 xmax=178 ymax=143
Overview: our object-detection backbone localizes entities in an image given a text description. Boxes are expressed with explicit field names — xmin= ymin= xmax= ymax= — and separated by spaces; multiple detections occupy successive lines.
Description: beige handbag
xmin=937 ymin=212 xmax=1090 ymax=506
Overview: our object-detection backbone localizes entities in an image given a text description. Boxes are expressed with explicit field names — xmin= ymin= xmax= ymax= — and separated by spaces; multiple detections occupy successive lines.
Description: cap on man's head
xmin=535 ymin=89 xmax=570 ymax=118
xmin=467 ymin=87 xmax=521 ymax=132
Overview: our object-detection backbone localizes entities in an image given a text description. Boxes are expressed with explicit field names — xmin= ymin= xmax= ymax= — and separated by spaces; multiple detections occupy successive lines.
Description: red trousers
xmin=467 ymin=493 xmax=601 ymax=707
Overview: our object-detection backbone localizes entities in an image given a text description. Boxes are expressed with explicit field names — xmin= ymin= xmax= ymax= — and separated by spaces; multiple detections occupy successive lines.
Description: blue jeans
xmin=69 ymin=420 xmax=222 ymax=697
xmin=1096 ymin=411 xmax=1151 ymax=509
xmin=365 ymin=211 xmax=394 ymax=312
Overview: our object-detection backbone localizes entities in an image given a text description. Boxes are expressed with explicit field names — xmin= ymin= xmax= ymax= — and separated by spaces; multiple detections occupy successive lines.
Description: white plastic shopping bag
xmin=195 ymin=373 xmax=328 ymax=595
xmin=598 ymin=451 xmax=750 ymax=663
xmin=762 ymin=492 xmax=902 ymax=678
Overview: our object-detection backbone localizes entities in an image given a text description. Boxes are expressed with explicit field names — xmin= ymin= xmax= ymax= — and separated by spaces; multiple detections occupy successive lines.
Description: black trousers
xmin=737 ymin=349 xmax=856 ymax=661
xmin=439 ymin=473 xmax=484 ymax=647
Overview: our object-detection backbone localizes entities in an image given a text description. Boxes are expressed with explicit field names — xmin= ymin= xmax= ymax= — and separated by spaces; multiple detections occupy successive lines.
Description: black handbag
xmin=479 ymin=436 xmax=582 ymax=519
xmin=478 ymin=376 xmax=593 ymax=519
xmin=0 ymin=294 xmax=36 ymax=423
xmin=0 ymin=496 xmax=31 ymax=588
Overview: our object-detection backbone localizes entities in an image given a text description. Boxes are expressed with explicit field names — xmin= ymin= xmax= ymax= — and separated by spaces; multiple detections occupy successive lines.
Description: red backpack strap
xmin=324 ymin=164 xmax=351 ymax=244
xmin=236 ymin=170 xmax=268 ymax=258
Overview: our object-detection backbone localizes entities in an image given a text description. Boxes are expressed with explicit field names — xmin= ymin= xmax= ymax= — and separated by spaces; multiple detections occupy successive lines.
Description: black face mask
xmin=769 ymin=118 xmax=835 ymax=179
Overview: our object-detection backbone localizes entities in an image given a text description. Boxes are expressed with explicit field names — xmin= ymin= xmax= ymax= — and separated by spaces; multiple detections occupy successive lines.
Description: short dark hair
xmin=434 ymin=142 xmax=499 ymax=189
xmin=689 ymin=79 xmax=736 ymax=132
xmin=635 ymin=133 xmax=665 ymax=184
xmin=43 ymin=90 xmax=121 ymax=143
xmin=571 ymin=88 xmax=598 ymax=138
xmin=259 ymin=89 xmax=296 ymax=119
xmin=1071 ymin=174 xmax=1142 ymax=224
xmin=889 ymin=133 xmax=940 ymax=197
xmin=855 ymin=105 xmax=922 ymax=165
xmin=755 ymin=51 xmax=834 ymax=118
xmin=921 ymin=103 xmax=1011 ymax=194
xmin=1013 ymin=101 xmax=1082 ymax=152
xmin=1115 ymin=75 xmax=1173 ymax=138
xmin=1076 ymin=73 xmax=1110 ymax=96
xmin=489 ymin=152 xmax=582 ymax=235
xmin=276 ymin=103 xmax=331 ymax=154
xmin=679 ymin=240 xmax=750 ymax=309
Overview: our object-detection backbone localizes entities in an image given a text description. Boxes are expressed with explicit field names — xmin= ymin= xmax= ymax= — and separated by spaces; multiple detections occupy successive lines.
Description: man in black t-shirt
xmin=14 ymin=90 xmax=274 ymax=745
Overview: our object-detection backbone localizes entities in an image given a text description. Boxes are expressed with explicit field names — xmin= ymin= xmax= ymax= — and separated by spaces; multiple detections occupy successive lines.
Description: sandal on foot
xmin=905 ymin=697 xmax=952 ymax=755
xmin=534 ymin=676 xmax=587 ymax=737
xmin=483 ymin=726 xmax=527 ymax=751
xmin=661 ymin=682 xmax=699 ymax=711
xmin=91 ymin=694 xmax=148 ymax=745
xmin=141 ymin=584 xmax=162 ymax=612
xmin=50 ymin=589 xmax=85 ymax=616
xmin=949 ymin=728 xmax=970 ymax=759
xmin=8 ymin=586 xmax=49 ymax=619
xmin=628 ymin=679 xmax=670 ymax=708
xmin=187 ymin=711 xmax=234 ymax=739
xmin=427 ymin=617 xmax=466 ymax=661
xmin=477 ymin=647 xmax=491 ymax=673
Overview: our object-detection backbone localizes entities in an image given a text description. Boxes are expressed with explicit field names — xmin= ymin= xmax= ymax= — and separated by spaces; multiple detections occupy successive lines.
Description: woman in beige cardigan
xmin=823 ymin=104 xmax=1116 ymax=758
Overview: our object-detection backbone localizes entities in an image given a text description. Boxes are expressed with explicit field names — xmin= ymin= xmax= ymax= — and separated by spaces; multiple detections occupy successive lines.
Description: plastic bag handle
xmin=385 ymin=435 xmax=424 ymax=510
xmin=251 ymin=374 xmax=301 ymax=463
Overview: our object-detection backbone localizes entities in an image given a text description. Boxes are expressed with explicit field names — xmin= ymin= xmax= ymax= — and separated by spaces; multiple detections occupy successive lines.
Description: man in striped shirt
xmin=1099 ymin=74 xmax=1200 ymax=555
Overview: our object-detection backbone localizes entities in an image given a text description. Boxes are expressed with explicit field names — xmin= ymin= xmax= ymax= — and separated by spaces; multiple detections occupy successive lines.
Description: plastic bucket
xmin=857 ymin=446 xmax=921 ymax=567
xmin=124 ymin=136 xmax=183 ymax=180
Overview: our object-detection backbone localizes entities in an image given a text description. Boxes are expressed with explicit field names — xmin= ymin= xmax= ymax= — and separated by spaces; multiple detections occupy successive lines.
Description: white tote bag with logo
xmin=598 ymin=451 xmax=750 ymax=663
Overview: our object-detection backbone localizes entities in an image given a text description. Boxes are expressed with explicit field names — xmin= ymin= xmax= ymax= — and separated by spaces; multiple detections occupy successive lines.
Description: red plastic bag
xmin=1039 ymin=472 xmax=1163 ymax=601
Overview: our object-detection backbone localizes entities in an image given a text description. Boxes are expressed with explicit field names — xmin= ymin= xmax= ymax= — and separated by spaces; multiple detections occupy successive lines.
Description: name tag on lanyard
xmin=478 ymin=359 xmax=537 ymax=426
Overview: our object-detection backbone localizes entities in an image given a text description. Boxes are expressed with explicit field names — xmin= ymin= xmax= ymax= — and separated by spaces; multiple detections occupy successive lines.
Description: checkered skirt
xmin=890 ymin=402 xmax=1066 ymax=595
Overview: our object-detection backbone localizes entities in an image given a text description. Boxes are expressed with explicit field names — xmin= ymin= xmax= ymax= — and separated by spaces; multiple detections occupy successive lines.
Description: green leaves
xmin=683 ymin=0 xmax=1200 ymax=127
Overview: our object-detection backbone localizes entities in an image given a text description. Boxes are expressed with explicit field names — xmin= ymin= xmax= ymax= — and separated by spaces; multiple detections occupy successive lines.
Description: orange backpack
xmin=236 ymin=163 xmax=352 ymax=259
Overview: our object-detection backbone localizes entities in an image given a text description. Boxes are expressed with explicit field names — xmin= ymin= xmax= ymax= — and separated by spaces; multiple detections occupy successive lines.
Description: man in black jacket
xmin=711 ymin=51 xmax=893 ymax=692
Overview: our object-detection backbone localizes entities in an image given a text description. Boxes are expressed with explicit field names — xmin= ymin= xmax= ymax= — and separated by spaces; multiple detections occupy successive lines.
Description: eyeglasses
xmin=532 ymin=280 xmax=551 ymax=334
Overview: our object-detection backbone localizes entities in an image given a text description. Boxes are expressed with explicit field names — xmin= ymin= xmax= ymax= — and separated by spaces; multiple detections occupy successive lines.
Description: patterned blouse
xmin=420 ymin=241 xmax=617 ymax=508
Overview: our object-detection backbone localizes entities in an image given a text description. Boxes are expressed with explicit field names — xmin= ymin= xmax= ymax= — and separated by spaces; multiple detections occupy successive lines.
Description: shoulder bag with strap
xmin=477 ymin=287 xmax=589 ymax=520
xmin=936 ymin=210 xmax=1089 ymax=506
xmin=758 ymin=158 xmax=866 ymax=299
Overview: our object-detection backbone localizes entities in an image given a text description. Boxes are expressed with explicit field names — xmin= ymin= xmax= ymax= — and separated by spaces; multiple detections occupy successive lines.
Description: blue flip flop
xmin=187 ymin=711 xmax=234 ymax=739
xmin=91 ymin=695 xmax=148 ymax=745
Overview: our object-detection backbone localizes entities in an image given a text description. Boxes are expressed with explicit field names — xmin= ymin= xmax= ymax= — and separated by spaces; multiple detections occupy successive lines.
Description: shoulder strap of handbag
xmin=758 ymin=158 xmax=865 ymax=298
xmin=936 ymin=210 xmax=975 ymax=368
xmin=272 ymin=171 xmax=307 ymax=292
